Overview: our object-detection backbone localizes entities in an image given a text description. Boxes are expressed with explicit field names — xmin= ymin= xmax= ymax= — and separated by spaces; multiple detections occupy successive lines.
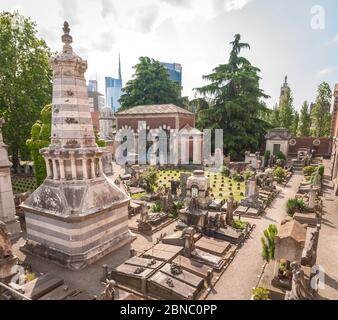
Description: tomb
xmin=147 ymin=263 xmax=204 ymax=300
xmin=20 ymin=22 xmax=134 ymax=270
xmin=195 ymin=237 xmax=231 ymax=257
xmin=143 ymin=243 xmax=183 ymax=262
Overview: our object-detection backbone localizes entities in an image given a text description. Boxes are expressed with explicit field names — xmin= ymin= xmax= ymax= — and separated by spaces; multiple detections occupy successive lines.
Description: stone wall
xmin=289 ymin=137 xmax=332 ymax=158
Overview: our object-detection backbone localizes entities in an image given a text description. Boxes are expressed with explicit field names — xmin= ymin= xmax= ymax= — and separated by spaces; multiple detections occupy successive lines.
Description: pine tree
xmin=195 ymin=34 xmax=270 ymax=160
xmin=279 ymin=86 xmax=294 ymax=130
xmin=298 ymin=101 xmax=311 ymax=137
xmin=311 ymin=82 xmax=332 ymax=137
xmin=291 ymin=111 xmax=299 ymax=136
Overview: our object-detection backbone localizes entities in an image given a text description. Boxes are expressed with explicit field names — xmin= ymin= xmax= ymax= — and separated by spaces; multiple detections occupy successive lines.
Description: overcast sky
xmin=2 ymin=0 xmax=338 ymax=110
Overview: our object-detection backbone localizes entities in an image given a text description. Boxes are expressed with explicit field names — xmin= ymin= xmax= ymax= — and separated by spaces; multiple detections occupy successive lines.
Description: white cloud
xmin=59 ymin=0 xmax=80 ymax=25
xmin=134 ymin=5 xmax=159 ymax=33
xmin=224 ymin=0 xmax=252 ymax=11
xmin=101 ymin=0 xmax=118 ymax=19
xmin=317 ymin=67 xmax=338 ymax=77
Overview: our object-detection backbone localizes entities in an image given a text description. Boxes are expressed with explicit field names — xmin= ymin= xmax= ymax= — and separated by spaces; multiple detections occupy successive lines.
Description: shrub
xmin=220 ymin=166 xmax=231 ymax=177
xmin=276 ymin=151 xmax=286 ymax=161
xmin=151 ymin=201 xmax=162 ymax=213
xmin=274 ymin=167 xmax=287 ymax=183
xmin=261 ymin=224 xmax=278 ymax=263
xmin=287 ymin=198 xmax=306 ymax=216
xmin=303 ymin=166 xmax=317 ymax=176
xmin=317 ymin=165 xmax=324 ymax=177
xmin=141 ymin=167 xmax=158 ymax=193
xmin=252 ymin=287 xmax=270 ymax=300
xmin=232 ymin=219 xmax=249 ymax=230
xmin=243 ymin=169 xmax=253 ymax=181
xmin=264 ymin=150 xmax=271 ymax=167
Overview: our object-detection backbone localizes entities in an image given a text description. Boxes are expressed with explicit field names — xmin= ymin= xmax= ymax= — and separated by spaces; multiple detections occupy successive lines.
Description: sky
xmin=1 ymin=0 xmax=338 ymax=110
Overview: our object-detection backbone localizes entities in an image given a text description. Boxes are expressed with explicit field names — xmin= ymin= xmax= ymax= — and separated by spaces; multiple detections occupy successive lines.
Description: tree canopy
xmin=0 ymin=11 xmax=52 ymax=170
xmin=311 ymin=82 xmax=332 ymax=137
xmin=119 ymin=57 xmax=183 ymax=110
xmin=195 ymin=34 xmax=271 ymax=160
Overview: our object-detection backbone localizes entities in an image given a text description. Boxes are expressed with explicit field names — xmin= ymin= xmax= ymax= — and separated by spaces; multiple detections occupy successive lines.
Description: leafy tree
xmin=278 ymin=85 xmax=294 ymax=130
xmin=298 ymin=101 xmax=311 ymax=137
xmin=291 ymin=111 xmax=299 ymax=136
xmin=261 ymin=224 xmax=278 ymax=263
xmin=195 ymin=34 xmax=270 ymax=160
xmin=119 ymin=57 xmax=183 ymax=110
xmin=269 ymin=104 xmax=280 ymax=128
xmin=311 ymin=82 xmax=332 ymax=137
xmin=0 ymin=12 xmax=52 ymax=171
xmin=26 ymin=104 xmax=51 ymax=186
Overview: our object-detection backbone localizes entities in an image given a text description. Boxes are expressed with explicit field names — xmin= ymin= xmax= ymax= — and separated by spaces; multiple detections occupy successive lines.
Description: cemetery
xmin=0 ymin=17 xmax=338 ymax=302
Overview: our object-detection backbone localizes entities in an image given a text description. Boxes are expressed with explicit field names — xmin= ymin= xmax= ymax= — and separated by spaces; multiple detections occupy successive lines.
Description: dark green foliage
xmin=287 ymin=198 xmax=306 ymax=216
xmin=0 ymin=12 xmax=52 ymax=170
xmin=26 ymin=104 xmax=51 ymax=186
xmin=94 ymin=129 xmax=106 ymax=147
xmin=119 ymin=57 xmax=183 ymax=110
xmin=151 ymin=201 xmax=162 ymax=213
xmin=141 ymin=167 xmax=158 ymax=193
xmin=317 ymin=165 xmax=325 ymax=177
xmin=298 ymin=101 xmax=311 ymax=137
xmin=274 ymin=167 xmax=287 ymax=183
xmin=276 ymin=151 xmax=286 ymax=161
xmin=221 ymin=166 xmax=231 ymax=177
xmin=303 ymin=166 xmax=317 ymax=176
xmin=195 ymin=34 xmax=270 ymax=160
xmin=264 ymin=150 xmax=271 ymax=167
xmin=261 ymin=224 xmax=278 ymax=263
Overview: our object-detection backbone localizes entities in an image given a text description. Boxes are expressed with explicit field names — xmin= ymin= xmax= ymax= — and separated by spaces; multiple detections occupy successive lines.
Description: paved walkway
xmin=315 ymin=162 xmax=338 ymax=300
xmin=207 ymin=173 xmax=304 ymax=300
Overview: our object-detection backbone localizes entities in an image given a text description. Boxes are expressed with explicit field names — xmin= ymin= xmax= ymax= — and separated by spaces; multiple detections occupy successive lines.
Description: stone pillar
xmin=70 ymin=152 xmax=77 ymax=180
xmin=82 ymin=158 xmax=88 ymax=179
xmin=91 ymin=158 xmax=95 ymax=178
xmin=45 ymin=158 xmax=52 ymax=179
xmin=59 ymin=159 xmax=65 ymax=180
xmin=0 ymin=118 xmax=21 ymax=240
xmin=52 ymin=159 xmax=59 ymax=180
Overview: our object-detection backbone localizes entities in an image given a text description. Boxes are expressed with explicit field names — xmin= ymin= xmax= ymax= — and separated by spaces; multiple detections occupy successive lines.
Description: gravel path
xmin=207 ymin=173 xmax=304 ymax=300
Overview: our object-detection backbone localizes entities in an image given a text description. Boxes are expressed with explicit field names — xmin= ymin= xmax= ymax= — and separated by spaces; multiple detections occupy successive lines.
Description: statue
xmin=286 ymin=262 xmax=313 ymax=300
xmin=137 ymin=205 xmax=152 ymax=234
xmin=0 ymin=221 xmax=12 ymax=260
xmin=101 ymin=279 xmax=116 ymax=300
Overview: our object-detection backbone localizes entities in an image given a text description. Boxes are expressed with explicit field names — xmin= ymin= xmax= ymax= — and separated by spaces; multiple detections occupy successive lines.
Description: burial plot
xmin=173 ymin=255 xmax=212 ymax=280
xmin=191 ymin=249 xmax=225 ymax=271
xmin=23 ymin=273 xmax=64 ymax=300
xmin=195 ymin=237 xmax=231 ymax=257
xmin=148 ymin=263 xmax=204 ymax=300
xmin=38 ymin=285 xmax=77 ymax=300
xmin=143 ymin=243 xmax=183 ymax=262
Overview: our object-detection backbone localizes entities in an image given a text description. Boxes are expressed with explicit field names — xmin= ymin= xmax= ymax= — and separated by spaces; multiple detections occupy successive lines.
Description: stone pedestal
xmin=20 ymin=22 xmax=134 ymax=271
xmin=0 ymin=118 xmax=21 ymax=240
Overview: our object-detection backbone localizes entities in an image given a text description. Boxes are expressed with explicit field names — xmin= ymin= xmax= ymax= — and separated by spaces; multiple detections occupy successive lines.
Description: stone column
xmin=99 ymin=157 xmax=103 ymax=176
xmin=70 ymin=152 xmax=77 ymax=180
xmin=0 ymin=118 xmax=21 ymax=240
xmin=59 ymin=159 xmax=65 ymax=180
xmin=91 ymin=158 xmax=95 ymax=178
xmin=45 ymin=158 xmax=52 ymax=179
xmin=308 ymin=187 xmax=316 ymax=210
xmin=52 ymin=159 xmax=59 ymax=180
xmin=82 ymin=158 xmax=88 ymax=179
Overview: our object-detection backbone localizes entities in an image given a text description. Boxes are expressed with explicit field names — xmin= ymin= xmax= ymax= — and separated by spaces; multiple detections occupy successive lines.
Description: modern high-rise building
xmin=161 ymin=62 xmax=182 ymax=86
xmin=87 ymin=80 xmax=105 ymax=112
xmin=105 ymin=55 xmax=123 ymax=114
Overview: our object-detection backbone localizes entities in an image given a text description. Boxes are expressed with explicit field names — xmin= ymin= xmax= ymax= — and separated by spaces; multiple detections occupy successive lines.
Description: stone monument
xmin=99 ymin=107 xmax=115 ymax=141
xmin=20 ymin=22 xmax=134 ymax=270
xmin=0 ymin=118 xmax=21 ymax=240
xmin=0 ymin=221 xmax=18 ymax=284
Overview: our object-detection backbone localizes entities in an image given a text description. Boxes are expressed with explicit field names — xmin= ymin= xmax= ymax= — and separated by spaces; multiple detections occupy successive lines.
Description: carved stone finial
xmin=61 ymin=21 xmax=73 ymax=48
xmin=63 ymin=21 xmax=70 ymax=35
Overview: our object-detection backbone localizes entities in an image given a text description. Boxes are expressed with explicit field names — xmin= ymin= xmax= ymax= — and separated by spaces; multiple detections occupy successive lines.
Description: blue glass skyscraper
xmin=161 ymin=62 xmax=182 ymax=86
xmin=105 ymin=55 xmax=123 ymax=113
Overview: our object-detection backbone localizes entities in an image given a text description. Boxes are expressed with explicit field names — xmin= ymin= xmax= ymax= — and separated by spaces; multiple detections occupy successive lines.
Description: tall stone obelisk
xmin=21 ymin=22 xmax=134 ymax=270
xmin=0 ymin=118 xmax=22 ymax=240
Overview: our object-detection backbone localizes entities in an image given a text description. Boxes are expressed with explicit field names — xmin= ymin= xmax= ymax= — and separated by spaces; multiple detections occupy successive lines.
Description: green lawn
xmin=156 ymin=170 xmax=245 ymax=202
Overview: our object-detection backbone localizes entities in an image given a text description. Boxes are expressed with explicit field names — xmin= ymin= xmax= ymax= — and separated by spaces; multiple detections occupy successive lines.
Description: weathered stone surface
xmin=195 ymin=237 xmax=231 ymax=256
xmin=38 ymin=285 xmax=76 ymax=300
xmin=23 ymin=274 xmax=64 ymax=300
xmin=143 ymin=244 xmax=183 ymax=262
xmin=173 ymin=255 xmax=211 ymax=279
